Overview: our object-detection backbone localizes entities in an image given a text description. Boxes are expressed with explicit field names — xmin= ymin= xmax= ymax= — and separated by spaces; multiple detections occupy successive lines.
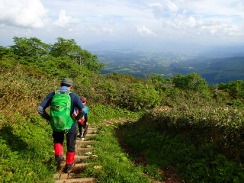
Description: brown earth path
xmin=53 ymin=126 xmax=98 ymax=183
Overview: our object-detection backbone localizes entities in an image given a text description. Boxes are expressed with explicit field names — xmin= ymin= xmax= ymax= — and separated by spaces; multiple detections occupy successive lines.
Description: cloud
xmin=235 ymin=1 xmax=244 ymax=11
xmin=149 ymin=3 xmax=163 ymax=18
xmin=200 ymin=24 xmax=238 ymax=36
xmin=0 ymin=0 xmax=243 ymax=47
xmin=166 ymin=0 xmax=179 ymax=13
xmin=137 ymin=25 xmax=156 ymax=37
xmin=149 ymin=0 xmax=179 ymax=18
xmin=161 ymin=13 xmax=239 ymax=38
xmin=102 ymin=27 xmax=113 ymax=34
xmin=54 ymin=10 xmax=80 ymax=31
xmin=146 ymin=0 xmax=241 ymax=39
xmin=0 ymin=0 xmax=48 ymax=28
xmin=89 ymin=25 xmax=114 ymax=35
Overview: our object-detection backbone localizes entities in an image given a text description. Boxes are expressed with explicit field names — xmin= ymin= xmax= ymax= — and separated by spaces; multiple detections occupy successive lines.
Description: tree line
xmin=0 ymin=37 xmax=104 ymax=78
xmin=0 ymin=37 xmax=243 ymax=109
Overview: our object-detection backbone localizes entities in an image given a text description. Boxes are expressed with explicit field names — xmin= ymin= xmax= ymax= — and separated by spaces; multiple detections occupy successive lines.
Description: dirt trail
xmin=53 ymin=127 xmax=97 ymax=183
xmin=53 ymin=118 xmax=183 ymax=183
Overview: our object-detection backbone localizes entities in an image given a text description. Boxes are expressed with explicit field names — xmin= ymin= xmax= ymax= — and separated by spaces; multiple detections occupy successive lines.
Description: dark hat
xmin=61 ymin=78 xmax=73 ymax=86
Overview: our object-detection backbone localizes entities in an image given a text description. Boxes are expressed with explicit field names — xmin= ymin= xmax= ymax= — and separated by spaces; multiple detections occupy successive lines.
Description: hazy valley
xmin=91 ymin=45 xmax=244 ymax=85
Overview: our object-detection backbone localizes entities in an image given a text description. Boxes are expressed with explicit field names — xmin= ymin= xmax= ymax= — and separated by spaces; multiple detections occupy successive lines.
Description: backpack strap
xmin=55 ymin=90 xmax=72 ymax=95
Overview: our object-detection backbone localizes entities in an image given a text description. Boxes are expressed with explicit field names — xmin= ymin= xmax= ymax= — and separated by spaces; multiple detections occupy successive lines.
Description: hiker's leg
xmin=53 ymin=131 xmax=64 ymax=161
xmin=83 ymin=123 xmax=88 ymax=138
xmin=80 ymin=123 xmax=85 ymax=137
xmin=66 ymin=127 xmax=77 ymax=165
xmin=77 ymin=122 xmax=82 ymax=137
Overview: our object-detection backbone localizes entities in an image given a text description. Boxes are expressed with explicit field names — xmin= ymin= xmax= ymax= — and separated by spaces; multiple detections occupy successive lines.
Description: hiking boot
xmin=55 ymin=155 xmax=64 ymax=171
xmin=65 ymin=163 xmax=75 ymax=173
xmin=77 ymin=134 xmax=81 ymax=138
xmin=55 ymin=155 xmax=64 ymax=162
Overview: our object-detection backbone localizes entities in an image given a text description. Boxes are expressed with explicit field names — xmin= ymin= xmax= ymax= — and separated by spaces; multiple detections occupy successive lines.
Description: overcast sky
xmin=0 ymin=0 xmax=244 ymax=50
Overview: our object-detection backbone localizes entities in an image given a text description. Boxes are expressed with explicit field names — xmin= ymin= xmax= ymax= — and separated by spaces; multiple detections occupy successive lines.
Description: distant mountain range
xmin=170 ymin=56 xmax=244 ymax=84
xmin=89 ymin=44 xmax=244 ymax=85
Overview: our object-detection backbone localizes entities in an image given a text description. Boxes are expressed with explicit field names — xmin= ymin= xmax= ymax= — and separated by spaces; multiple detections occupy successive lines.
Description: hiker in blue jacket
xmin=37 ymin=78 xmax=85 ymax=173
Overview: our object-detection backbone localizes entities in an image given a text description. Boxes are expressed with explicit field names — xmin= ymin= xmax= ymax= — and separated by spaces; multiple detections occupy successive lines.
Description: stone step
xmin=53 ymin=127 xmax=98 ymax=183
xmin=70 ymin=163 xmax=90 ymax=173
xmin=76 ymin=140 xmax=95 ymax=146
xmin=55 ymin=177 xmax=96 ymax=183
xmin=74 ymin=155 xmax=89 ymax=162
xmin=54 ymin=173 xmax=78 ymax=179
xmin=76 ymin=134 xmax=96 ymax=141
xmin=76 ymin=147 xmax=94 ymax=153
xmin=85 ymin=134 xmax=97 ymax=138
xmin=64 ymin=155 xmax=89 ymax=163
xmin=87 ymin=127 xmax=97 ymax=131
xmin=55 ymin=163 xmax=91 ymax=177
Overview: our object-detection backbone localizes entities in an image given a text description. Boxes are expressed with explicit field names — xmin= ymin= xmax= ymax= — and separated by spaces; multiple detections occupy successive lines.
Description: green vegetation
xmin=0 ymin=37 xmax=243 ymax=182
xmin=81 ymin=124 xmax=150 ymax=183
xmin=120 ymin=96 xmax=244 ymax=182
xmin=1 ymin=37 xmax=104 ymax=79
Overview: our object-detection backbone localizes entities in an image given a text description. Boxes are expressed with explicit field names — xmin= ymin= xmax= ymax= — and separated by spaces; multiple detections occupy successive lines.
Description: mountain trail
xmin=53 ymin=118 xmax=183 ymax=183
xmin=53 ymin=126 xmax=98 ymax=183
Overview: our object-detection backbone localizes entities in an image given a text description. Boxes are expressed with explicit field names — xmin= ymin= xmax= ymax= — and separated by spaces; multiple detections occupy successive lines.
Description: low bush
xmin=119 ymin=104 xmax=244 ymax=182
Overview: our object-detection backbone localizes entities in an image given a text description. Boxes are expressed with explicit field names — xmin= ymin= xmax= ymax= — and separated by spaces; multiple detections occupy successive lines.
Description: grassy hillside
xmin=0 ymin=38 xmax=244 ymax=182
xmin=120 ymin=100 xmax=244 ymax=182
xmin=0 ymin=65 xmax=145 ymax=182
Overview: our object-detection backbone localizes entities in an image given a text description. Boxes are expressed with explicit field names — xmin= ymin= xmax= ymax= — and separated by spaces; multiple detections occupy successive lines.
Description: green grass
xmin=0 ymin=66 xmax=143 ymax=182
xmin=89 ymin=104 xmax=141 ymax=124
xmin=80 ymin=124 xmax=150 ymax=183
xmin=1 ymin=57 xmax=244 ymax=182
xmin=0 ymin=113 xmax=55 ymax=183
xmin=118 ymin=107 xmax=244 ymax=183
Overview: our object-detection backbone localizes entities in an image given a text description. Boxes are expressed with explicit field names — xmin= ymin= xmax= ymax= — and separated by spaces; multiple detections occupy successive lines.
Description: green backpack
xmin=50 ymin=90 xmax=75 ymax=131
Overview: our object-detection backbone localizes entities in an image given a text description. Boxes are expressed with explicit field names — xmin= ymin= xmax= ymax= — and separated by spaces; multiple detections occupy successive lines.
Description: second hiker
xmin=73 ymin=97 xmax=89 ymax=141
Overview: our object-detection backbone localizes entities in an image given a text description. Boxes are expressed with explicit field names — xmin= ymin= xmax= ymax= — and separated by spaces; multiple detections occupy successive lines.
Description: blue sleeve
xmin=37 ymin=91 xmax=54 ymax=121
xmin=85 ymin=106 xmax=89 ymax=114
xmin=39 ymin=92 xmax=54 ymax=109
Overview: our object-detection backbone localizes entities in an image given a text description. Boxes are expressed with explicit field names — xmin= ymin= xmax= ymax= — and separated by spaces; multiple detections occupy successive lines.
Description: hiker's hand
xmin=72 ymin=113 xmax=77 ymax=119
xmin=86 ymin=122 xmax=89 ymax=126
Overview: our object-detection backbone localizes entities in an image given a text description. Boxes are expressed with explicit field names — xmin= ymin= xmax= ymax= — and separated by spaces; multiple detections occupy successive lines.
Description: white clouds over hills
xmin=0 ymin=0 xmax=243 ymax=48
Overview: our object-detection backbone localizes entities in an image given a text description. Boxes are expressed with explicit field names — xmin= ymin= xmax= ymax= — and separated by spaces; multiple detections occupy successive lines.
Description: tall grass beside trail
xmin=0 ymin=114 xmax=55 ymax=182
xmin=89 ymin=104 xmax=141 ymax=124
xmin=0 ymin=68 xmax=59 ymax=182
xmin=119 ymin=100 xmax=244 ymax=183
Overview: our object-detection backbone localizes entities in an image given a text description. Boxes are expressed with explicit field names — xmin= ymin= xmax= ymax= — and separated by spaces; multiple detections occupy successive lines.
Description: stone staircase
xmin=53 ymin=127 xmax=97 ymax=183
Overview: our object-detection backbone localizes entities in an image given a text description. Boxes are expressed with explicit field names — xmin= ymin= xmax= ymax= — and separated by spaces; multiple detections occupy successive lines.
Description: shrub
xmin=171 ymin=73 xmax=208 ymax=92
